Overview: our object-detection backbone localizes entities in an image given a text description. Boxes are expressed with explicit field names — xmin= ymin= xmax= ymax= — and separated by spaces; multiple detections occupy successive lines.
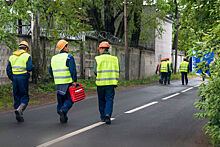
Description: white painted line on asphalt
xmin=37 ymin=118 xmax=115 ymax=147
xmin=124 ymin=101 xmax=158 ymax=114
xmin=181 ymin=87 xmax=194 ymax=93
xmin=162 ymin=93 xmax=180 ymax=100
xmin=194 ymin=84 xmax=200 ymax=88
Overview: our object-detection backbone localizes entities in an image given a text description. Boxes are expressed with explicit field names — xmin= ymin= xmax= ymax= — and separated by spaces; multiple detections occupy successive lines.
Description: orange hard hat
xmin=161 ymin=58 xmax=165 ymax=61
xmin=184 ymin=57 xmax=187 ymax=60
xmin=19 ymin=41 xmax=29 ymax=49
xmin=97 ymin=42 xmax=110 ymax=49
xmin=57 ymin=40 xmax=68 ymax=51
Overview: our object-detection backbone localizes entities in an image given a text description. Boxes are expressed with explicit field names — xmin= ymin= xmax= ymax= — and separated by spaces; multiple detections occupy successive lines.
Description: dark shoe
xmin=104 ymin=115 xmax=111 ymax=125
xmin=15 ymin=110 xmax=24 ymax=122
xmin=164 ymin=83 xmax=166 ymax=85
xmin=168 ymin=81 xmax=170 ymax=84
xmin=182 ymin=83 xmax=184 ymax=85
xmin=58 ymin=110 xmax=67 ymax=123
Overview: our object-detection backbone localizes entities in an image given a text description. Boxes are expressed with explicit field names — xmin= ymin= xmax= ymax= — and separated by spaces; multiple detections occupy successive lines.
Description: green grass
xmin=118 ymin=75 xmax=160 ymax=86
xmin=37 ymin=81 xmax=56 ymax=93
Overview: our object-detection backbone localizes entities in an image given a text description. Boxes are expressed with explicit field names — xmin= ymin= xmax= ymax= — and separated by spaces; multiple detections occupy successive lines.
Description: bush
xmin=192 ymin=24 xmax=220 ymax=146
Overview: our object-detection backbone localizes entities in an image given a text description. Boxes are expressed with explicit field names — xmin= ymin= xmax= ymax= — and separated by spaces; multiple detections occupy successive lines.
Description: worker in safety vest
xmin=166 ymin=57 xmax=173 ymax=84
xmin=6 ymin=41 xmax=33 ymax=122
xmin=155 ymin=58 xmax=163 ymax=84
xmin=179 ymin=57 xmax=189 ymax=85
xmin=159 ymin=58 xmax=169 ymax=85
xmin=49 ymin=40 xmax=77 ymax=123
xmin=94 ymin=41 xmax=119 ymax=124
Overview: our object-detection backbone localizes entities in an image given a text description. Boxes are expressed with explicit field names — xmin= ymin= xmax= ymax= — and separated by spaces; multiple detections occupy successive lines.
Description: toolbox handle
xmin=72 ymin=83 xmax=80 ymax=88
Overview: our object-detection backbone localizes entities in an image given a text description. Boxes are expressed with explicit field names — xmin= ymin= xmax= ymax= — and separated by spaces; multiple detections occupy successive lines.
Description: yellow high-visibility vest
xmin=9 ymin=52 xmax=30 ymax=75
xmin=167 ymin=61 xmax=172 ymax=72
xmin=160 ymin=61 xmax=168 ymax=73
xmin=180 ymin=61 xmax=189 ymax=72
xmin=51 ymin=53 xmax=73 ymax=84
xmin=95 ymin=54 xmax=119 ymax=86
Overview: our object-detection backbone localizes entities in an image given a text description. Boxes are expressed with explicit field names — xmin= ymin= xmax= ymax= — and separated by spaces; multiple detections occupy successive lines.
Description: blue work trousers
xmin=161 ymin=72 xmax=168 ymax=85
xmin=13 ymin=76 xmax=29 ymax=109
xmin=57 ymin=88 xmax=73 ymax=114
xmin=97 ymin=85 xmax=115 ymax=120
xmin=167 ymin=71 xmax=171 ymax=83
xmin=181 ymin=72 xmax=188 ymax=85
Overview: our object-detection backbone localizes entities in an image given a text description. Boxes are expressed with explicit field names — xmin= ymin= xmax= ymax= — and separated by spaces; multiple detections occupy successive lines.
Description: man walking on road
xmin=160 ymin=58 xmax=169 ymax=85
xmin=6 ymin=41 xmax=33 ymax=122
xmin=166 ymin=57 xmax=173 ymax=84
xmin=49 ymin=40 xmax=77 ymax=123
xmin=94 ymin=41 xmax=119 ymax=124
xmin=180 ymin=57 xmax=190 ymax=85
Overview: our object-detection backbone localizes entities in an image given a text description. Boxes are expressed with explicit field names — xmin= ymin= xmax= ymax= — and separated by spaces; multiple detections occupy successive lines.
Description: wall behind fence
xmin=0 ymin=35 xmax=156 ymax=85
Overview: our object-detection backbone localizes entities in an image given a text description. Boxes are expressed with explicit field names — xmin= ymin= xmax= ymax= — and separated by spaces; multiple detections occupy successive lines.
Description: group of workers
xmin=156 ymin=57 xmax=190 ymax=85
xmin=6 ymin=40 xmax=119 ymax=125
xmin=6 ymin=39 xmax=190 ymax=124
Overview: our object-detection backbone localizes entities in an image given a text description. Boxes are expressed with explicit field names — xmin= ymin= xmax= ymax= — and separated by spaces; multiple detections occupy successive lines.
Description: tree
xmin=182 ymin=0 xmax=220 ymax=145
xmin=0 ymin=0 xmax=91 ymax=83
xmin=0 ymin=0 xmax=24 ymax=50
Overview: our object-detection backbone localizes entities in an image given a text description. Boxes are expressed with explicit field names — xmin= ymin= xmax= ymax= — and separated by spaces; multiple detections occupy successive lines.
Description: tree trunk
xmin=130 ymin=0 xmax=142 ymax=47
xmin=174 ymin=28 xmax=179 ymax=74
xmin=104 ymin=0 xmax=115 ymax=35
xmin=42 ymin=37 xmax=46 ymax=72
xmin=173 ymin=0 xmax=179 ymax=74
xmin=124 ymin=0 xmax=129 ymax=81
xmin=31 ymin=11 xmax=41 ymax=84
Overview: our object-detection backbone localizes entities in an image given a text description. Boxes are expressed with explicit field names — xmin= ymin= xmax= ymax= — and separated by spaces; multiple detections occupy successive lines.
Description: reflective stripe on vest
xmin=51 ymin=53 xmax=73 ymax=85
xmin=95 ymin=54 xmax=119 ymax=86
xmin=9 ymin=52 xmax=30 ymax=75
xmin=160 ymin=61 xmax=168 ymax=72
xmin=180 ymin=61 xmax=189 ymax=72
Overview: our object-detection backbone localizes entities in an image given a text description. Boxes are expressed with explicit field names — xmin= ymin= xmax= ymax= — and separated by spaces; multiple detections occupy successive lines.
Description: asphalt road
xmin=0 ymin=78 xmax=210 ymax=147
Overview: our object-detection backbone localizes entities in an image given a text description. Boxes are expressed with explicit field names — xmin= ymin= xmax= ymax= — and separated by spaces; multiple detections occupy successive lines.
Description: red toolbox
xmin=69 ymin=84 xmax=86 ymax=102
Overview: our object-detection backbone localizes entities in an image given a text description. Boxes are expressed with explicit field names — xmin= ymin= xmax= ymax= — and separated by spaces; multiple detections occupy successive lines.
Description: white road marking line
xmin=124 ymin=101 xmax=158 ymax=114
xmin=37 ymin=118 xmax=115 ymax=147
xmin=162 ymin=93 xmax=180 ymax=100
xmin=181 ymin=87 xmax=194 ymax=93
xmin=194 ymin=84 xmax=200 ymax=88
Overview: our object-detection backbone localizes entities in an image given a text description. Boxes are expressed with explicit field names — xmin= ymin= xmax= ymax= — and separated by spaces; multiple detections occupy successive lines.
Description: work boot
xmin=168 ymin=81 xmax=170 ymax=84
xmin=14 ymin=109 xmax=24 ymax=122
xmin=104 ymin=115 xmax=111 ymax=125
xmin=58 ymin=110 xmax=67 ymax=123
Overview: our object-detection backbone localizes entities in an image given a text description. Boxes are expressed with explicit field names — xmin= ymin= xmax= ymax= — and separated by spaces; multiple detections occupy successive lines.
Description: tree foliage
xmin=184 ymin=0 xmax=220 ymax=145
xmin=84 ymin=0 xmax=170 ymax=47
xmin=0 ymin=0 xmax=91 ymax=48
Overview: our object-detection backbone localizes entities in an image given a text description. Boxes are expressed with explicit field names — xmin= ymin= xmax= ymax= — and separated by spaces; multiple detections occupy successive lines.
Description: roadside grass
xmin=0 ymin=72 xmax=198 ymax=111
